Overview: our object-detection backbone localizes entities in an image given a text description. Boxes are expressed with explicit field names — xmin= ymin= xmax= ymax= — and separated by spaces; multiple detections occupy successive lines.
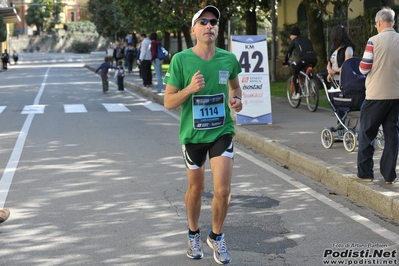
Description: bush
xmin=70 ymin=40 xmax=94 ymax=53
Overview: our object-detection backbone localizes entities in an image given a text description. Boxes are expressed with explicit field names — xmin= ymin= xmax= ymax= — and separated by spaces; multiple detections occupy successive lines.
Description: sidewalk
xmin=85 ymin=63 xmax=399 ymax=222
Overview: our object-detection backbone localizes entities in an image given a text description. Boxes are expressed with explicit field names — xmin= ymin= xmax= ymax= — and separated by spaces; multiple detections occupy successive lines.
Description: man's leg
xmin=294 ymin=61 xmax=306 ymax=94
xmin=380 ymin=100 xmax=399 ymax=181
xmin=185 ymin=166 xmax=205 ymax=259
xmin=209 ymin=156 xmax=233 ymax=234
xmin=357 ymin=100 xmax=384 ymax=178
xmin=185 ymin=166 xmax=205 ymax=232
xmin=207 ymin=156 xmax=233 ymax=264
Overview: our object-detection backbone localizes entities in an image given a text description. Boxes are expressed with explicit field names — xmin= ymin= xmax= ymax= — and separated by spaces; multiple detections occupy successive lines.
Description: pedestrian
xmin=113 ymin=43 xmax=124 ymax=65
xmin=138 ymin=33 xmax=152 ymax=87
xmin=354 ymin=7 xmax=399 ymax=184
xmin=125 ymin=43 xmax=136 ymax=73
xmin=114 ymin=60 xmax=125 ymax=92
xmin=326 ymin=25 xmax=355 ymax=121
xmin=0 ymin=208 xmax=10 ymax=223
xmin=149 ymin=32 xmax=164 ymax=93
xmin=326 ymin=25 xmax=355 ymax=86
xmin=1 ymin=49 xmax=9 ymax=70
xmin=136 ymin=43 xmax=141 ymax=78
xmin=95 ymin=56 xmax=118 ymax=94
xmin=12 ymin=50 xmax=19 ymax=65
xmin=282 ymin=27 xmax=317 ymax=99
xmin=163 ymin=5 xmax=242 ymax=265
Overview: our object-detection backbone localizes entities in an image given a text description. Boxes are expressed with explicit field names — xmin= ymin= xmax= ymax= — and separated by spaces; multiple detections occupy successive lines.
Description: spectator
xmin=138 ymin=33 xmax=152 ymax=87
xmin=1 ymin=49 xmax=10 ymax=70
xmin=12 ymin=50 xmax=19 ymax=65
xmin=327 ymin=25 xmax=355 ymax=86
xmin=113 ymin=43 xmax=124 ymax=65
xmin=125 ymin=43 xmax=136 ymax=73
xmin=149 ymin=32 xmax=164 ymax=93
xmin=354 ymin=7 xmax=399 ymax=184
xmin=326 ymin=25 xmax=355 ymax=121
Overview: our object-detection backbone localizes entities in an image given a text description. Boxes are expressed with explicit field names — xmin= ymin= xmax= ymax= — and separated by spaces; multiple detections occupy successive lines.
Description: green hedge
xmin=70 ymin=40 xmax=94 ymax=53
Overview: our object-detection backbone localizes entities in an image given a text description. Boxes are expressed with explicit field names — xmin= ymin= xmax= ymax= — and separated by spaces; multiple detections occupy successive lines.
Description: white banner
xmin=231 ymin=35 xmax=272 ymax=124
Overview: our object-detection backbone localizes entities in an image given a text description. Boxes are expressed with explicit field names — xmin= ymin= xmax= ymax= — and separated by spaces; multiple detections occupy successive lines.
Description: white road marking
xmin=64 ymin=104 xmax=87 ymax=113
xmin=236 ymin=148 xmax=399 ymax=245
xmin=102 ymin=103 xmax=130 ymax=112
xmin=0 ymin=106 xmax=6 ymax=113
xmin=163 ymin=109 xmax=399 ymax=245
xmin=141 ymin=101 xmax=167 ymax=111
xmin=0 ymin=68 xmax=50 ymax=208
xmin=21 ymin=105 xmax=45 ymax=114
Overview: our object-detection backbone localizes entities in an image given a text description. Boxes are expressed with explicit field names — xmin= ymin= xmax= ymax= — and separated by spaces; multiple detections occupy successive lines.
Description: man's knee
xmin=214 ymin=186 xmax=231 ymax=199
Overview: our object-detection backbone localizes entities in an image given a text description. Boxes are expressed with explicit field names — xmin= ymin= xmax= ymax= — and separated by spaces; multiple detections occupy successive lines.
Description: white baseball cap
xmin=191 ymin=5 xmax=220 ymax=27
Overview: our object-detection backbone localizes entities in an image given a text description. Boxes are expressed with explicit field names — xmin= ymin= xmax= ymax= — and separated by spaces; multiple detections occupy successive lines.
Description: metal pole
xmin=270 ymin=0 xmax=276 ymax=82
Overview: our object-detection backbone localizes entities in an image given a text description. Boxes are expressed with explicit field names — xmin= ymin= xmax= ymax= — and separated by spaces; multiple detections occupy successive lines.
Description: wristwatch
xmin=233 ymin=96 xmax=242 ymax=101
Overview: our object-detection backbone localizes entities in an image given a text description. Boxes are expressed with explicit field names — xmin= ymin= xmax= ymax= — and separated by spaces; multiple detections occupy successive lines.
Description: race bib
xmin=192 ymin=94 xmax=225 ymax=130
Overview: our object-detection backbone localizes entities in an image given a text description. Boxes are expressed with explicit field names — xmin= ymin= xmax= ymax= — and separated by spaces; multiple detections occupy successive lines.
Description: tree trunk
xmin=307 ymin=8 xmax=326 ymax=74
xmin=181 ymin=24 xmax=193 ymax=48
xmin=217 ymin=17 xmax=227 ymax=49
xmin=382 ymin=0 xmax=395 ymax=7
xmin=245 ymin=10 xmax=257 ymax=35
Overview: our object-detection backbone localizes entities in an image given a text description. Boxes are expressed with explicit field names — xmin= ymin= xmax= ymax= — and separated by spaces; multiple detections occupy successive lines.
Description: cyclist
xmin=282 ymin=27 xmax=317 ymax=100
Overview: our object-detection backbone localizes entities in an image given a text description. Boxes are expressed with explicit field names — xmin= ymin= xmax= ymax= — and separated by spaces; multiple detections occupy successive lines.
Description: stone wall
xmin=9 ymin=32 xmax=111 ymax=53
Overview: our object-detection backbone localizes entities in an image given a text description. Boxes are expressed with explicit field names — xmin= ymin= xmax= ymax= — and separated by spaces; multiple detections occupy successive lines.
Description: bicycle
xmin=285 ymin=61 xmax=319 ymax=112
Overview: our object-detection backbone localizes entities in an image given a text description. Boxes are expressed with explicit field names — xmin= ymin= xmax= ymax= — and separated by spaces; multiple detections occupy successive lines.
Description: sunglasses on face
xmin=195 ymin=18 xmax=219 ymax=26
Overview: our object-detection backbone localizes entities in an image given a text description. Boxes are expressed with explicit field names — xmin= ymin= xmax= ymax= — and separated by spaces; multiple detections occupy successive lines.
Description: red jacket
xmin=150 ymin=40 xmax=161 ymax=62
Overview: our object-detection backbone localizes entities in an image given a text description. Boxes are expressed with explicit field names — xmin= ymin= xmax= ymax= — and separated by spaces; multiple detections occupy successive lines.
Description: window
xmin=71 ymin=12 xmax=75 ymax=22
xmin=297 ymin=4 xmax=307 ymax=23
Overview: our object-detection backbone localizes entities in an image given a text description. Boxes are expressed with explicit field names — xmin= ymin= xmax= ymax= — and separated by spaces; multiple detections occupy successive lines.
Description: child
xmin=114 ymin=60 xmax=125 ymax=92
xmin=95 ymin=57 xmax=117 ymax=93
xmin=12 ymin=50 xmax=19 ymax=64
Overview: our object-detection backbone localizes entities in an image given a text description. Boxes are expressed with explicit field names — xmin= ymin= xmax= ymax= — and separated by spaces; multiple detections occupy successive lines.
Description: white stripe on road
xmin=0 ymin=68 xmax=50 ymax=208
xmin=64 ymin=104 xmax=87 ymax=113
xmin=141 ymin=101 xmax=167 ymax=111
xmin=21 ymin=105 xmax=45 ymax=114
xmin=236 ymin=148 xmax=399 ymax=245
xmin=0 ymin=106 xmax=6 ymax=113
xmin=102 ymin=103 xmax=130 ymax=112
xmin=163 ymin=108 xmax=399 ymax=245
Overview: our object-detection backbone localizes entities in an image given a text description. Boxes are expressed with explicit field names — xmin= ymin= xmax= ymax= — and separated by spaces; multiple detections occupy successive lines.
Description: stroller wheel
xmin=321 ymin=128 xmax=334 ymax=149
xmin=343 ymin=130 xmax=357 ymax=152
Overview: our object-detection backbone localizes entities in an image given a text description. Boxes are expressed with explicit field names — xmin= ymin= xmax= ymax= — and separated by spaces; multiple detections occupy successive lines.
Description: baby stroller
xmin=317 ymin=57 xmax=384 ymax=152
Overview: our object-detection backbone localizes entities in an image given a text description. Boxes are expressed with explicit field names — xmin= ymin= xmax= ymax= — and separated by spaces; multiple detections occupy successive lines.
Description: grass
xmin=270 ymin=81 xmax=330 ymax=109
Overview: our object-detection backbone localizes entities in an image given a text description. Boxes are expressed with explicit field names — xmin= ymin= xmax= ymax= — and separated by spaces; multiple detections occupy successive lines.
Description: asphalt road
xmin=0 ymin=53 xmax=398 ymax=266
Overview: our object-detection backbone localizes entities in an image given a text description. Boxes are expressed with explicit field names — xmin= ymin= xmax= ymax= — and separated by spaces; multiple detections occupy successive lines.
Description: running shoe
xmin=206 ymin=232 xmax=231 ymax=264
xmin=187 ymin=232 xmax=203 ymax=259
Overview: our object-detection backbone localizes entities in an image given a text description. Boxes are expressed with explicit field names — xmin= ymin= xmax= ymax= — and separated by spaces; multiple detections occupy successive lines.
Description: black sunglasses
xmin=195 ymin=18 xmax=219 ymax=26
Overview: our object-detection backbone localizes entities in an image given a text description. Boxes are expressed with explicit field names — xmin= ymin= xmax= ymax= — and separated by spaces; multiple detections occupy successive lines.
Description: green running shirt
xmin=164 ymin=47 xmax=242 ymax=144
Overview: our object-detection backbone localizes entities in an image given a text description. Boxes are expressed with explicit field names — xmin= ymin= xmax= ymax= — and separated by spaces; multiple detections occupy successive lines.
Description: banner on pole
xmin=231 ymin=35 xmax=272 ymax=125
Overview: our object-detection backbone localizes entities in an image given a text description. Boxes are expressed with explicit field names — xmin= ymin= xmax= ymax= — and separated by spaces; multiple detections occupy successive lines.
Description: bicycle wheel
xmin=305 ymin=78 xmax=319 ymax=112
xmin=286 ymin=76 xmax=301 ymax=108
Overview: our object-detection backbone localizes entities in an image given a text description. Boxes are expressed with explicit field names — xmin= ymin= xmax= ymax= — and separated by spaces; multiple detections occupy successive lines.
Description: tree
xmin=25 ymin=0 xmax=53 ymax=34
xmin=88 ymin=0 xmax=130 ymax=39
xmin=0 ymin=16 xmax=6 ymax=42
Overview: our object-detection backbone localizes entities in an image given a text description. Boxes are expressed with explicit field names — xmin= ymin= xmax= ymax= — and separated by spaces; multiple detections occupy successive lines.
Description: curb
xmin=84 ymin=64 xmax=399 ymax=222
